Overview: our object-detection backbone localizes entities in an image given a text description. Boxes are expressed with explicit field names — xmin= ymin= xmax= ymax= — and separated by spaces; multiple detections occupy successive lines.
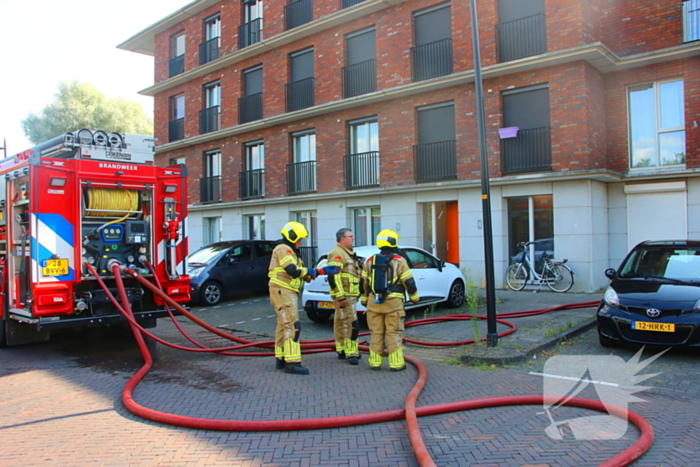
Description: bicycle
xmin=505 ymin=241 xmax=574 ymax=292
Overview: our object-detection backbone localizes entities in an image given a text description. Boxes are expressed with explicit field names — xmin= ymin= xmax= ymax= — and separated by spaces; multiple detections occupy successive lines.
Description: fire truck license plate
xmin=632 ymin=321 xmax=675 ymax=332
xmin=42 ymin=259 xmax=68 ymax=276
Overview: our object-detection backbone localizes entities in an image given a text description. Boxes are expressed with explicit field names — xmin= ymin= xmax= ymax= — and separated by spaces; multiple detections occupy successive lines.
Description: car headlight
xmin=693 ymin=299 xmax=700 ymax=313
xmin=188 ymin=267 xmax=204 ymax=279
xmin=603 ymin=286 xmax=619 ymax=307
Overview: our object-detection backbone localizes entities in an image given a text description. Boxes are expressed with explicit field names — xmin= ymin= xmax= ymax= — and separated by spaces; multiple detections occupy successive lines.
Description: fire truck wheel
xmin=200 ymin=281 xmax=223 ymax=306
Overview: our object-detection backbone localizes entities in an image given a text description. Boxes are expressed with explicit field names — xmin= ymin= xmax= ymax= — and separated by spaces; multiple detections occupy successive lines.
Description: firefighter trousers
xmin=366 ymin=308 xmax=405 ymax=369
xmin=333 ymin=296 xmax=359 ymax=357
xmin=269 ymin=285 xmax=302 ymax=363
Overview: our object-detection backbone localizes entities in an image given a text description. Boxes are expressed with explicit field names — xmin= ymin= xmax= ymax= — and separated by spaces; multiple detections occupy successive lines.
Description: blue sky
xmin=0 ymin=0 xmax=191 ymax=156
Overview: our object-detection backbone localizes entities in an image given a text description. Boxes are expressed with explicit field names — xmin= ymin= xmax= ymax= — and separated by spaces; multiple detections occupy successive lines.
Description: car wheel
xmin=306 ymin=308 xmax=332 ymax=323
xmin=598 ymin=331 xmax=616 ymax=348
xmin=200 ymin=281 xmax=223 ymax=306
xmin=444 ymin=279 xmax=465 ymax=308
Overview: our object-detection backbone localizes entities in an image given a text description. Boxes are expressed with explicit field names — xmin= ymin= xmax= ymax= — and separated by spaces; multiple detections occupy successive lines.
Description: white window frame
xmin=204 ymin=217 xmax=222 ymax=245
xmin=352 ymin=207 xmax=380 ymax=247
xmin=245 ymin=214 xmax=266 ymax=239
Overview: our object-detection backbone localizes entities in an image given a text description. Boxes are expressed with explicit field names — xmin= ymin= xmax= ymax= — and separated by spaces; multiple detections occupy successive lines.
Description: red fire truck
xmin=0 ymin=129 xmax=190 ymax=345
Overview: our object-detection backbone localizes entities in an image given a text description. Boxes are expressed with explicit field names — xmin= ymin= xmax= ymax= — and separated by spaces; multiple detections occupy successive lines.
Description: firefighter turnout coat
xmin=327 ymin=244 xmax=362 ymax=357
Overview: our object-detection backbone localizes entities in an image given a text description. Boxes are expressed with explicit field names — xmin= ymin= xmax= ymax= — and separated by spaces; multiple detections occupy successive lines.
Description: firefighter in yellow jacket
xmin=327 ymin=228 xmax=362 ymax=365
xmin=360 ymin=229 xmax=419 ymax=371
xmin=269 ymin=221 xmax=340 ymax=375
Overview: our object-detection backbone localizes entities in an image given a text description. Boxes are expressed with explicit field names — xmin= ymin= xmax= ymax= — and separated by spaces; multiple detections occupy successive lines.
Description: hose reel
xmin=85 ymin=188 xmax=139 ymax=217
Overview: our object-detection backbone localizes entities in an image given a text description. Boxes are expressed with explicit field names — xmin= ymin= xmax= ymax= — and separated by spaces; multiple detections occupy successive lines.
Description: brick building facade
xmin=119 ymin=0 xmax=700 ymax=292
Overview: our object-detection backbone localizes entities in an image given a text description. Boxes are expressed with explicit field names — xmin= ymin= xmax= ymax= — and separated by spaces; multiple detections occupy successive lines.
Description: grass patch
xmin=439 ymin=357 xmax=463 ymax=366
xmin=543 ymin=321 xmax=575 ymax=338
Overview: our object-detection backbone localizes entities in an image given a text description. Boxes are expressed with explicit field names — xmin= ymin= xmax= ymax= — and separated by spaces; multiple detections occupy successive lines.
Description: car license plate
xmin=632 ymin=321 xmax=675 ymax=332
xmin=41 ymin=259 xmax=69 ymax=276
xmin=318 ymin=301 xmax=335 ymax=309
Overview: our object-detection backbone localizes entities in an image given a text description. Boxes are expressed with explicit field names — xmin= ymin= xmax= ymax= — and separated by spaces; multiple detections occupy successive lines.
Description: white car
xmin=301 ymin=245 xmax=466 ymax=323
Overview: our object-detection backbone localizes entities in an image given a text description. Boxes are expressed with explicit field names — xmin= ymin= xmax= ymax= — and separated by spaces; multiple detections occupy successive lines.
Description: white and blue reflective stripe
xmin=31 ymin=213 xmax=75 ymax=281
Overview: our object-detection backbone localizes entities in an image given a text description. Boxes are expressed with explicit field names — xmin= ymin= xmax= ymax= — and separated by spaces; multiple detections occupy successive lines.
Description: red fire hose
xmin=89 ymin=264 xmax=653 ymax=467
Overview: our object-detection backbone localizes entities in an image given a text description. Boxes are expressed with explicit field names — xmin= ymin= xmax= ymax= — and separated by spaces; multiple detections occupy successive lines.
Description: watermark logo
xmin=538 ymin=347 xmax=667 ymax=440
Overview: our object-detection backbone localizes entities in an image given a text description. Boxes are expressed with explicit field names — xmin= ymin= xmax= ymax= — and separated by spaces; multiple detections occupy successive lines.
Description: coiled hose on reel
xmin=85 ymin=188 xmax=139 ymax=218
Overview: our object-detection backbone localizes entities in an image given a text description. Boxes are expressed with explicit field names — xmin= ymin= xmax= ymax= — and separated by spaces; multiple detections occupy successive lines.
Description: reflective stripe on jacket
xmin=268 ymin=243 xmax=308 ymax=292
xmin=327 ymin=244 xmax=361 ymax=298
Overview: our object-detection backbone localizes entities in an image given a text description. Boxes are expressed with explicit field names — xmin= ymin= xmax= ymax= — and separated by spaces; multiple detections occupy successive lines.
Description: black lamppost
xmin=469 ymin=0 xmax=498 ymax=347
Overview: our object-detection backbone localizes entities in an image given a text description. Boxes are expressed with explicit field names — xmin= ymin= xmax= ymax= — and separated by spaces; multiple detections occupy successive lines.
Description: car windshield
xmin=188 ymin=244 xmax=233 ymax=264
xmin=619 ymin=246 xmax=700 ymax=281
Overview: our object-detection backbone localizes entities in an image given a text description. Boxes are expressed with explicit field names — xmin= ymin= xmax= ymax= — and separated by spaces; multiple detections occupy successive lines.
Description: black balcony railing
xmin=199 ymin=37 xmax=220 ymax=65
xmin=285 ymin=77 xmax=315 ymax=112
xmin=413 ymin=140 xmax=457 ymax=182
xmin=169 ymin=54 xmax=185 ymax=77
xmin=199 ymin=106 xmax=220 ymax=134
xmin=344 ymin=151 xmax=379 ymax=189
xmin=285 ymin=0 xmax=313 ymax=30
xmin=496 ymin=14 xmax=547 ymax=62
xmin=411 ymin=38 xmax=453 ymax=82
xmin=299 ymin=246 xmax=317 ymax=268
xmin=200 ymin=175 xmax=222 ymax=204
xmin=684 ymin=0 xmax=700 ymax=42
xmin=239 ymin=169 xmax=265 ymax=199
xmin=287 ymin=160 xmax=316 ymax=194
xmin=168 ymin=118 xmax=185 ymax=142
xmin=500 ymin=127 xmax=552 ymax=175
xmin=238 ymin=93 xmax=263 ymax=124
xmin=342 ymin=60 xmax=376 ymax=98
xmin=341 ymin=0 xmax=366 ymax=8
xmin=239 ymin=18 xmax=263 ymax=48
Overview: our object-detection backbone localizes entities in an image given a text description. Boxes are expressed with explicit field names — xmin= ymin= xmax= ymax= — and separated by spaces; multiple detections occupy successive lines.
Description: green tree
xmin=21 ymin=81 xmax=153 ymax=144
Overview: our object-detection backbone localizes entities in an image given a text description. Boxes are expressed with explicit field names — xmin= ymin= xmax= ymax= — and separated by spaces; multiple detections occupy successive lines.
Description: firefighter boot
xmin=368 ymin=350 xmax=382 ymax=370
xmin=284 ymin=362 xmax=310 ymax=375
xmin=275 ymin=358 xmax=286 ymax=370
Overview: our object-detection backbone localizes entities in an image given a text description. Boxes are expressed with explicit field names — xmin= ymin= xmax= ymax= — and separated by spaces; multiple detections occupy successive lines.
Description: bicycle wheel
xmin=545 ymin=263 xmax=574 ymax=293
xmin=505 ymin=263 xmax=528 ymax=291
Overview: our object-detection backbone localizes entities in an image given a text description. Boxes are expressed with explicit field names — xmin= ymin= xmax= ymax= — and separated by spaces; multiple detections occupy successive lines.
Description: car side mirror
xmin=604 ymin=268 xmax=616 ymax=280
xmin=438 ymin=260 xmax=445 ymax=272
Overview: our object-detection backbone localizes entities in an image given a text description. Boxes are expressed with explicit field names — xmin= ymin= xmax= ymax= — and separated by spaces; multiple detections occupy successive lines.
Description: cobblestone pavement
xmin=1 ymin=291 xmax=700 ymax=466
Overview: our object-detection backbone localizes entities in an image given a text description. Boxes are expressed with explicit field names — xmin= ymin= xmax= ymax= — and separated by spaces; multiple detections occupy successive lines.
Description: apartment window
xmin=352 ymin=207 xmax=381 ymax=247
xmin=343 ymin=28 xmax=376 ymax=98
xmin=170 ymin=33 xmax=186 ymax=77
xmin=345 ymin=117 xmax=379 ymax=189
xmin=293 ymin=210 xmax=317 ymax=266
xmin=240 ymin=0 xmax=263 ymax=48
xmin=201 ymin=150 xmax=222 ymax=203
xmin=414 ymin=102 xmax=456 ymax=182
xmin=501 ymin=84 xmax=551 ymax=174
xmin=204 ymin=217 xmax=222 ymax=246
xmin=683 ymin=0 xmax=700 ymax=42
xmin=200 ymin=81 xmax=221 ymax=134
xmin=285 ymin=0 xmax=313 ymax=31
xmin=288 ymin=130 xmax=316 ymax=194
xmin=412 ymin=4 xmax=453 ymax=81
xmin=200 ymin=14 xmax=221 ymax=65
xmin=239 ymin=66 xmax=263 ymax=124
xmin=240 ymin=141 xmax=265 ymax=199
xmin=286 ymin=48 xmax=314 ymax=112
xmin=245 ymin=214 xmax=266 ymax=240
xmin=496 ymin=0 xmax=546 ymax=62
xmin=507 ymin=195 xmax=553 ymax=270
xmin=169 ymin=94 xmax=185 ymax=142
xmin=629 ymin=80 xmax=686 ymax=168
xmin=169 ymin=156 xmax=186 ymax=166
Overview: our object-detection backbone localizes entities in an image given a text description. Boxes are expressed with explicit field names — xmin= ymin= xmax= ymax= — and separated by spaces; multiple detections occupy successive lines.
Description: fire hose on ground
xmin=87 ymin=263 xmax=654 ymax=467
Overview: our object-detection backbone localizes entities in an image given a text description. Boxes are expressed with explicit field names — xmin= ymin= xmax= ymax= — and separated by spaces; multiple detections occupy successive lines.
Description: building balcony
xmin=239 ymin=18 xmax=263 ymax=49
xmin=413 ymin=140 xmax=457 ymax=183
xmin=684 ymin=0 xmax=700 ymax=42
xmin=287 ymin=160 xmax=316 ymax=195
xmin=411 ymin=39 xmax=453 ymax=82
xmin=169 ymin=54 xmax=185 ymax=78
xmin=344 ymin=151 xmax=379 ymax=189
xmin=286 ymin=78 xmax=315 ymax=112
xmin=341 ymin=0 xmax=366 ymax=8
xmin=199 ymin=37 xmax=220 ymax=65
xmin=496 ymin=14 xmax=547 ymax=63
xmin=500 ymin=127 xmax=552 ymax=175
xmin=239 ymin=169 xmax=265 ymax=200
xmin=238 ymin=93 xmax=263 ymax=124
xmin=199 ymin=106 xmax=220 ymax=134
xmin=285 ymin=0 xmax=313 ymax=31
xmin=342 ymin=59 xmax=376 ymax=98
xmin=168 ymin=118 xmax=185 ymax=142
xmin=200 ymin=175 xmax=222 ymax=204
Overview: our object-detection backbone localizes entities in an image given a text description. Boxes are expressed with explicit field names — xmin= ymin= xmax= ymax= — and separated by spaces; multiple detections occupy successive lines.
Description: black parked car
xmin=187 ymin=240 xmax=276 ymax=305
xmin=597 ymin=240 xmax=700 ymax=348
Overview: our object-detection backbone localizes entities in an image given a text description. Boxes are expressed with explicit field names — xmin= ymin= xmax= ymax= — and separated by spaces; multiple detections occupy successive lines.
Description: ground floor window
xmin=293 ymin=211 xmax=317 ymax=266
xmin=507 ymin=195 xmax=553 ymax=267
xmin=204 ymin=217 xmax=222 ymax=246
xmin=245 ymin=214 xmax=265 ymax=239
xmin=352 ymin=207 xmax=380 ymax=247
